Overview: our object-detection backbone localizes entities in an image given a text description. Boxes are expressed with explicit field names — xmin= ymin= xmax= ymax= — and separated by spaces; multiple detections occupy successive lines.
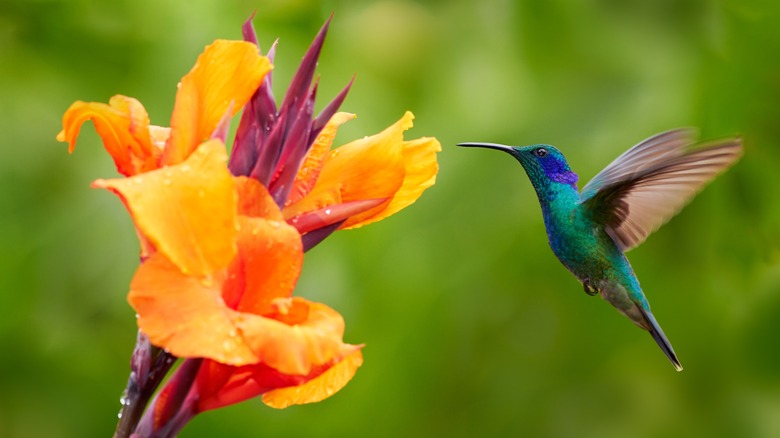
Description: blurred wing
xmin=582 ymin=133 xmax=743 ymax=251
xmin=581 ymin=129 xmax=695 ymax=199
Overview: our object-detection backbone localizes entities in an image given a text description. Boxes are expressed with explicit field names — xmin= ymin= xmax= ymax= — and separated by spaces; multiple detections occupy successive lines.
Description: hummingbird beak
xmin=456 ymin=142 xmax=515 ymax=153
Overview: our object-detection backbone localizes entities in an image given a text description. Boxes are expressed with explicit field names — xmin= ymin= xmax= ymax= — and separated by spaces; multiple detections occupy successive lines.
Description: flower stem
xmin=114 ymin=331 xmax=176 ymax=438
xmin=135 ymin=358 xmax=203 ymax=438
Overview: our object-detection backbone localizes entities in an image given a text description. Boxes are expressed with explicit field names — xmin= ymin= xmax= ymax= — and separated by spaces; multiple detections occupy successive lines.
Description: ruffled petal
xmin=262 ymin=349 xmax=363 ymax=409
xmin=128 ymin=210 xmax=325 ymax=369
xmin=56 ymin=95 xmax=160 ymax=176
xmin=286 ymin=112 xmax=356 ymax=206
xmin=128 ymin=252 xmax=258 ymax=365
xmin=94 ymin=140 xmax=237 ymax=276
xmin=344 ymin=135 xmax=441 ymax=229
xmin=282 ymin=112 xmax=415 ymax=225
xmin=162 ymin=40 xmax=272 ymax=166
xmin=235 ymin=298 xmax=352 ymax=375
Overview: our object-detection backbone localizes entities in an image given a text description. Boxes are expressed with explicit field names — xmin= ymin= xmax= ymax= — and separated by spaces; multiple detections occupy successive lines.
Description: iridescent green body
xmin=518 ymin=146 xmax=651 ymax=332
xmin=459 ymin=131 xmax=743 ymax=371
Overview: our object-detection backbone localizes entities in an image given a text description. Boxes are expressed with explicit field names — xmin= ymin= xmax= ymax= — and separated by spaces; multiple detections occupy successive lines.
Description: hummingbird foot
xmin=582 ymin=278 xmax=598 ymax=296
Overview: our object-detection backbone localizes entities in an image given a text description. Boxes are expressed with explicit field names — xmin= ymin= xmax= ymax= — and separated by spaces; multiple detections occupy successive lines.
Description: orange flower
xmin=57 ymin=14 xmax=440 ymax=436
xmin=57 ymin=28 xmax=364 ymax=408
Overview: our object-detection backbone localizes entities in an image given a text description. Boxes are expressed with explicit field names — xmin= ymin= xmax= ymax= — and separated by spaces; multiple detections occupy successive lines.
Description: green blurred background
xmin=2 ymin=0 xmax=780 ymax=436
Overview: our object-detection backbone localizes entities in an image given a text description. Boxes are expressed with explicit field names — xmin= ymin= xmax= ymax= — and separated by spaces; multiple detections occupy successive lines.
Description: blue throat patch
xmin=540 ymin=156 xmax=579 ymax=188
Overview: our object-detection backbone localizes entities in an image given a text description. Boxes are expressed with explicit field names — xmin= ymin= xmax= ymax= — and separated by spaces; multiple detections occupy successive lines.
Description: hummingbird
xmin=458 ymin=129 xmax=742 ymax=371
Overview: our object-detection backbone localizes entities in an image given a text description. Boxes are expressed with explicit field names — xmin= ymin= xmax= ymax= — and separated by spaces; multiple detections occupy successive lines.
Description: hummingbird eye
xmin=533 ymin=147 xmax=548 ymax=158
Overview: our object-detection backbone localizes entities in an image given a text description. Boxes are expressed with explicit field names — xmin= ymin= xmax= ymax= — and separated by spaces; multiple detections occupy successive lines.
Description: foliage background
xmin=2 ymin=0 xmax=780 ymax=436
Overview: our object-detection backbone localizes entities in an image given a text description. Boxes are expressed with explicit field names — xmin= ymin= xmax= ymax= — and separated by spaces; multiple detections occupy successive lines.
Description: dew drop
xmin=324 ymin=209 xmax=332 ymax=215
xmin=117 ymin=412 xmax=123 ymax=419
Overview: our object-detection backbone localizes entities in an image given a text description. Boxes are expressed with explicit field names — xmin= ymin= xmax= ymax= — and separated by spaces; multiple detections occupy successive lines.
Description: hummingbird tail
xmin=638 ymin=307 xmax=683 ymax=372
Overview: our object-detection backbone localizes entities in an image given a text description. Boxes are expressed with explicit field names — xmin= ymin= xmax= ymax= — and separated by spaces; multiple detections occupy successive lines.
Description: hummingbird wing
xmin=580 ymin=129 xmax=742 ymax=251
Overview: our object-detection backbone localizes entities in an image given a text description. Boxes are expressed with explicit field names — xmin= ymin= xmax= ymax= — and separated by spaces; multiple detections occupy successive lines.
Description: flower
xmin=58 ymin=27 xmax=364 ymax=395
xmin=57 ymin=13 xmax=440 ymax=436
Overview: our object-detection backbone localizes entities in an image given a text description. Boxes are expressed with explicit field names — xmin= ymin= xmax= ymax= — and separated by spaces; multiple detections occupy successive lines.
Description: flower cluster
xmin=57 ymin=16 xmax=440 ymax=437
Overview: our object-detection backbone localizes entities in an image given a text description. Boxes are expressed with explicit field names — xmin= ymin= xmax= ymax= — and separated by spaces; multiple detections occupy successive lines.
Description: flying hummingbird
xmin=458 ymin=130 xmax=742 ymax=371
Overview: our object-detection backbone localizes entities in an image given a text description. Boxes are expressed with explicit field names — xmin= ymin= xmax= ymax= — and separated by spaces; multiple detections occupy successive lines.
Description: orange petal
xmin=162 ymin=40 xmax=272 ymax=166
xmin=286 ymin=112 xmax=356 ymax=206
xmin=235 ymin=298 xmax=352 ymax=375
xmin=234 ymin=176 xmax=284 ymax=220
xmin=57 ymin=95 xmax=161 ymax=176
xmin=344 ymin=135 xmax=441 ymax=229
xmin=129 ymin=252 xmax=258 ymax=365
xmin=94 ymin=140 xmax=237 ymax=277
xmin=263 ymin=349 xmax=364 ymax=409
xmin=283 ymin=112 xmax=415 ymax=224
xmin=222 ymin=216 xmax=302 ymax=315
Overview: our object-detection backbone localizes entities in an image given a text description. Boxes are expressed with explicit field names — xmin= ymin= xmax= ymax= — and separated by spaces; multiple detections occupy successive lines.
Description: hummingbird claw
xmin=583 ymin=279 xmax=598 ymax=296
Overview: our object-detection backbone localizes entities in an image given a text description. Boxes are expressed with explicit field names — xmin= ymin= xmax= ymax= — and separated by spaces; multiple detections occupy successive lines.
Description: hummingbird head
xmin=457 ymin=142 xmax=579 ymax=190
